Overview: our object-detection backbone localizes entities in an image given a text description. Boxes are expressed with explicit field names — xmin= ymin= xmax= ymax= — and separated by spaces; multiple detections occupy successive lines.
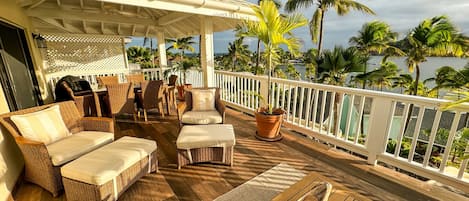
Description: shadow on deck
xmin=14 ymin=108 xmax=440 ymax=201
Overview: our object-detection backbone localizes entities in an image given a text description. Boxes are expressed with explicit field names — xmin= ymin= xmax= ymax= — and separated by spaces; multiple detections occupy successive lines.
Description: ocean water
xmin=289 ymin=56 xmax=468 ymax=82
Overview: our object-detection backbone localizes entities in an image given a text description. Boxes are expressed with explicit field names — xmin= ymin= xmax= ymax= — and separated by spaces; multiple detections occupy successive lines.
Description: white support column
xmin=200 ymin=16 xmax=215 ymax=87
xmin=157 ymin=31 xmax=167 ymax=80
xmin=365 ymin=97 xmax=395 ymax=165
xmin=121 ymin=38 xmax=129 ymax=69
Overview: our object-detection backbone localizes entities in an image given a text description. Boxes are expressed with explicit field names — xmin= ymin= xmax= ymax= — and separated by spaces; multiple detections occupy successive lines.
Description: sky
xmin=127 ymin=0 xmax=469 ymax=54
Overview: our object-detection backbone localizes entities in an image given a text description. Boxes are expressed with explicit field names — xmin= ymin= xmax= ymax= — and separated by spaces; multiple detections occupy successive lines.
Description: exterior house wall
xmin=0 ymin=0 xmax=51 ymax=200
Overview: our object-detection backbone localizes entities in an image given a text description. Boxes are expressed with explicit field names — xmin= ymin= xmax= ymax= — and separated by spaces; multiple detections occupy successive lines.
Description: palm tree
xmin=350 ymin=21 xmax=404 ymax=89
xmin=241 ymin=0 xmax=307 ymax=111
xmin=317 ymin=46 xmax=367 ymax=86
xmin=285 ymin=0 xmax=375 ymax=56
xmin=424 ymin=66 xmax=466 ymax=98
xmin=405 ymin=16 xmax=469 ymax=96
xmin=392 ymin=74 xmax=414 ymax=94
xmin=253 ymin=0 xmax=283 ymax=75
xmin=303 ymin=48 xmax=318 ymax=81
xmin=227 ymin=37 xmax=252 ymax=71
xmin=367 ymin=61 xmax=400 ymax=91
xmin=126 ymin=46 xmax=152 ymax=63
xmin=286 ymin=64 xmax=301 ymax=80
xmin=166 ymin=37 xmax=196 ymax=60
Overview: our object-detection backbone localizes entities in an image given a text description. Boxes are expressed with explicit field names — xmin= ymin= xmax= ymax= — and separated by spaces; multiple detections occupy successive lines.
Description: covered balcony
xmin=0 ymin=0 xmax=468 ymax=201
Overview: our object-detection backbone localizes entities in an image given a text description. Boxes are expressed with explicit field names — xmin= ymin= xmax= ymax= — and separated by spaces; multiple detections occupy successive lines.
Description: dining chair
xmin=97 ymin=76 xmax=119 ymax=88
xmin=61 ymin=82 xmax=98 ymax=117
xmin=140 ymin=80 xmax=166 ymax=121
xmin=126 ymin=74 xmax=145 ymax=85
xmin=106 ymin=83 xmax=136 ymax=121
xmin=167 ymin=75 xmax=178 ymax=109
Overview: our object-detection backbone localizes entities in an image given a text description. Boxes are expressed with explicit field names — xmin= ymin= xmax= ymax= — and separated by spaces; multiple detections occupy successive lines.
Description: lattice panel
xmin=44 ymin=34 xmax=126 ymax=73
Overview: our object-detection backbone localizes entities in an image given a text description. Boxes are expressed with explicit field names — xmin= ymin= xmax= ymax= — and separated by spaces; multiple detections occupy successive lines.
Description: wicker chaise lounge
xmin=0 ymin=101 xmax=114 ymax=197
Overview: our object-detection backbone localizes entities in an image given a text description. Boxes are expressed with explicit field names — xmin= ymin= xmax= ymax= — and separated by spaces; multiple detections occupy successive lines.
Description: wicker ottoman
xmin=177 ymin=124 xmax=236 ymax=169
xmin=61 ymin=136 xmax=158 ymax=201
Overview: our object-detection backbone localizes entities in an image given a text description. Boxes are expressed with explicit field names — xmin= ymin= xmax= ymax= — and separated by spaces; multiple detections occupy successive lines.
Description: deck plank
xmin=12 ymin=108 xmax=438 ymax=201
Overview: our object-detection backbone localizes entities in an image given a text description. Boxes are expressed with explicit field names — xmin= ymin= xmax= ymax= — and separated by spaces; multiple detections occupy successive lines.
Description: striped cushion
xmin=191 ymin=89 xmax=216 ymax=111
xmin=11 ymin=105 xmax=70 ymax=145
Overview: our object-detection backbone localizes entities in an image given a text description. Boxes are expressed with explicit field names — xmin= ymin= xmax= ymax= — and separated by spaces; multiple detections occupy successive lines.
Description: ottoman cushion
xmin=61 ymin=136 xmax=156 ymax=185
xmin=177 ymin=124 xmax=235 ymax=149
xmin=47 ymin=131 xmax=114 ymax=166
xmin=181 ymin=110 xmax=223 ymax=124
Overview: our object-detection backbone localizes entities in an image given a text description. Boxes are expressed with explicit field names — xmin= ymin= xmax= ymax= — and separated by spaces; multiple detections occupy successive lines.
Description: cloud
xmin=129 ymin=0 xmax=469 ymax=53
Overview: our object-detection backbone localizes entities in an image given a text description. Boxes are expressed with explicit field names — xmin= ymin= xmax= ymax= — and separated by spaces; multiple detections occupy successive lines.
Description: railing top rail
xmin=215 ymin=70 xmax=469 ymax=111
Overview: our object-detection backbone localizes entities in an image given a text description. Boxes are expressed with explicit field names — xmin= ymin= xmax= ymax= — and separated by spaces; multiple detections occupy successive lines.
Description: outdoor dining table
xmin=92 ymin=82 xmax=173 ymax=118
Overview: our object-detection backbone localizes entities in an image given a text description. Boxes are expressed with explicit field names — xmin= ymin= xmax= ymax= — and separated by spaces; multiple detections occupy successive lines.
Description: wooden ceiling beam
xmin=82 ymin=21 xmax=88 ymax=33
xmin=28 ymin=0 xmax=46 ymax=9
xmin=158 ymin=12 xmax=192 ymax=26
xmin=25 ymin=7 xmax=159 ymax=27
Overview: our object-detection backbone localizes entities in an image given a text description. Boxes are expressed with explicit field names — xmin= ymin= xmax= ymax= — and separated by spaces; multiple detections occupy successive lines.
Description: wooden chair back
xmin=140 ymin=80 xmax=164 ymax=109
xmin=126 ymin=74 xmax=145 ymax=84
xmin=106 ymin=83 xmax=135 ymax=115
xmin=168 ymin=75 xmax=178 ymax=86
xmin=97 ymin=76 xmax=118 ymax=88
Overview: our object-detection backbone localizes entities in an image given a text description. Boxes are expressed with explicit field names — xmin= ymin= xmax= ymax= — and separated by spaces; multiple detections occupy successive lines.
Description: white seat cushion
xmin=181 ymin=110 xmax=222 ymax=124
xmin=61 ymin=136 xmax=157 ymax=185
xmin=46 ymin=131 xmax=114 ymax=166
xmin=11 ymin=105 xmax=70 ymax=145
xmin=177 ymin=124 xmax=235 ymax=149
xmin=191 ymin=89 xmax=216 ymax=111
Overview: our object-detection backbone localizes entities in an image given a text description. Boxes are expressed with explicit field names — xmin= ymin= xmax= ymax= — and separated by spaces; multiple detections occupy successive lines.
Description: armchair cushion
xmin=191 ymin=89 xmax=216 ymax=111
xmin=11 ymin=105 xmax=70 ymax=145
xmin=46 ymin=131 xmax=114 ymax=166
xmin=181 ymin=110 xmax=223 ymax=124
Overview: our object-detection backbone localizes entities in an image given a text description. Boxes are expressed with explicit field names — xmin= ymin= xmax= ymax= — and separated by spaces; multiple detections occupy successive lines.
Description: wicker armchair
xmin=139 ymin=80 xmax=166 ymax=121
xmin=177 ymin=88 xmax=225 ymax=127
xmin=106 ymin=83 xmax=136 ymax=121
xmin=0 ymin=101 xmax=114 ymax=197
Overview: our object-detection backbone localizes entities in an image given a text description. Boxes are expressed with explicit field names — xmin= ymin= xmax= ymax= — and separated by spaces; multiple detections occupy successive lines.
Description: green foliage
xmin=225 ymin=37 xmax=252 ymax=72
xmin=139 ymin=62 xmax=158 ymax=69
xmin=240 ymin=0 xmax=307 ymax=112
xmin=285 ymin=0 xmax=375 ymax=54
xmin=166 ymin=37 xmax=196 ymax=60
xmin=350 ymin=20 xmax=403 ymax=56
xmin=405 ymin=15 xmax=469 ymax=96
xmin=316 ymin=46 xmax=367 ymax=86
xmin=126 ymin=46 xmax=152 ymax=63
xmin=285 ymin=64 xmax=301 ymax=80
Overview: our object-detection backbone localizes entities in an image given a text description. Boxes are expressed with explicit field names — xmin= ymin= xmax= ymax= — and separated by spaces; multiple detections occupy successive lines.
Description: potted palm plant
xmin=241 ymin=1 xmax=307 ymax=141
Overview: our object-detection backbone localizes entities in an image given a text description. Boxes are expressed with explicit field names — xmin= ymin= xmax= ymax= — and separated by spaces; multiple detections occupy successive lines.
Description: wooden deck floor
xmin=14 ymin=108 xmax=438 ymax=201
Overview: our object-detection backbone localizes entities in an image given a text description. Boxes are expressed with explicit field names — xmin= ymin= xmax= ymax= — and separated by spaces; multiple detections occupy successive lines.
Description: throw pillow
xmin=11 ymin=105 xmax=71 ymax=145
xmin=191 ymin=89 xmax=216 ymax=111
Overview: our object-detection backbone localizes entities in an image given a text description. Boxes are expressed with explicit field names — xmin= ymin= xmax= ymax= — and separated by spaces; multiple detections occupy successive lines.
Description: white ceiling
xmin=18 ymin=0 xmax=257 ymax=38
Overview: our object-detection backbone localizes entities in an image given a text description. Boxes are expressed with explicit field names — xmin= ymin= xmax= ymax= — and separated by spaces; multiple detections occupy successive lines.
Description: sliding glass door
xmin=0 ymin=21 xmax=42 ymax=111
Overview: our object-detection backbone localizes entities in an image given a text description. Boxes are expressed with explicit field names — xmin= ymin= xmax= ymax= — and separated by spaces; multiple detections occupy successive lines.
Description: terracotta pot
xmin=177 ymin=84 xmax=192 ymax=101
xmin=255 ymin=108 xmax=285 ymax=140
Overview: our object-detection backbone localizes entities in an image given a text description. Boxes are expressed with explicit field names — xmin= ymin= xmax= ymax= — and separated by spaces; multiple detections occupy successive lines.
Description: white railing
xmin=213 ymin=70 xmax=469 ymax=190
